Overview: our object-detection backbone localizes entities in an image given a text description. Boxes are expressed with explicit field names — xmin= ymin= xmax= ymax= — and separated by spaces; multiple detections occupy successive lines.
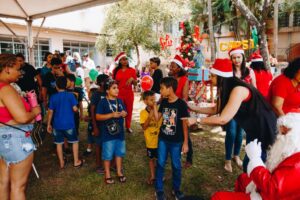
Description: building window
xmin=0 ymin=36 xmax=49 ymax=68
xmin=164 ymin=21 xmax=173 ymax=34
xmin=294 ymin=4 xmax=300 ymax=27
xmin=63 ymin=40 xmax=95 ymax=58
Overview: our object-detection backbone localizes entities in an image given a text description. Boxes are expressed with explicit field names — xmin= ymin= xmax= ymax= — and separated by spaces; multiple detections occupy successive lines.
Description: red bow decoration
xmin=159 ymin=34 xmax=173 ymax=50
xmin=179 ymin=21 xmax=185 ymax=30
xmin=193 ymin=25 xmax=203 ymax=42
xmin=184 ymin=58 xmax=195 ymax=68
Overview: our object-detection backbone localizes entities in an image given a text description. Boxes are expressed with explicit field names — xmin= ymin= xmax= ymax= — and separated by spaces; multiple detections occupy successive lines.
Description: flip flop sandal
xmin=60 ymin=157 xmax=68 ymax=169
xmin=105 ymin=177 xmax=115 ymax=184
xmin=73 ymin=159 xmax=84 ymax=168
xmin=117 ymin=175 xmax=126 ymax=183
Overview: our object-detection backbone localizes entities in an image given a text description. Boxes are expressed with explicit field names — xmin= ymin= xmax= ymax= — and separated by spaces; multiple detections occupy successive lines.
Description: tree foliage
xmin=96 ymin=0 xmax=188 ymax=64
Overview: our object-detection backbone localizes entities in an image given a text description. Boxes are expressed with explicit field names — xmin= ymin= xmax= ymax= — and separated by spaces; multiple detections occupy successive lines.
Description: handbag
xmin=105 ymin=98 xmax=121 ymax=136
xmin=0 ymin=121 xmax=46 ymax=148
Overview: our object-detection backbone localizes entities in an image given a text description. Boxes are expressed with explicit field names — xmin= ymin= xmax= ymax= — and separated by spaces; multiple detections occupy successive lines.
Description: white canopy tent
xmin=0 ymin=0 xmax=118 ymax=64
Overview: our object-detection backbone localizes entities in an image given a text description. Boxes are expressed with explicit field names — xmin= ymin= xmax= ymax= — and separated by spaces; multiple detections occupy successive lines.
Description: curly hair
xmin=0 ymin=54 xmax=17 ymax=72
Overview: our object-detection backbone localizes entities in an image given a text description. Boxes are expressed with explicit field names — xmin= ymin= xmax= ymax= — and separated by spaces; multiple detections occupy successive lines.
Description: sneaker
xmin=96 ymin=167 xmax=105 ymax=175
xmin=155 ymin=191 xmax=166 ymax=200
xmin=172 ymin=190 xmax=185 ymax=200
xmin=126 ymin=128 xmax=133 ymax=134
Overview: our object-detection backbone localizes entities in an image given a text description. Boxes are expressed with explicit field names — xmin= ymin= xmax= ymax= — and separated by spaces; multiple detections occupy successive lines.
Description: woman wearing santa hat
xmin=190 ymin=58 xmax=277 ymax=172
xmin=113 ymin=52 xmax=137 ymax=133
xmin=211 ymin=111 xmax=300 ymax=200
xmin=220 ymin=48 xmax=257 ymax=172
xmin=268 ymin=57 xmax=300 ymax=117
xmin=249 ymin=51 xmax=273 ymax=98
xmin=169 ymin=54 xmax=193 ymax=168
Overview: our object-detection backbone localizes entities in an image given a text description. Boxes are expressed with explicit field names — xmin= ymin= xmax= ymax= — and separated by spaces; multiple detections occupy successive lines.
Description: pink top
xmin=0 ymin=83 xmax=31 ymax=123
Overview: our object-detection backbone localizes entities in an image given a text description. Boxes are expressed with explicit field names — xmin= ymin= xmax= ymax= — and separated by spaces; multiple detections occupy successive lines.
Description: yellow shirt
xmin=140 ymin=108 xmax=162 ymax=148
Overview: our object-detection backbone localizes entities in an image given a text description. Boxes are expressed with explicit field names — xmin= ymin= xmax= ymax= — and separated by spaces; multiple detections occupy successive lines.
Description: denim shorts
xmin=0 ymin=124 xmax=36 ymax=166
xmin=102 ymin=139 xmax=125 ymax=161
xmin=53 ymin=128 xmax=78 ymax=144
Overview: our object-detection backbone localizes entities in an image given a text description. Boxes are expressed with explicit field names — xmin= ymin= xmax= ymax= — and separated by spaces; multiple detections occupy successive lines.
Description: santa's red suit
xmin=212 ymin=112 xmax=300 ymax=200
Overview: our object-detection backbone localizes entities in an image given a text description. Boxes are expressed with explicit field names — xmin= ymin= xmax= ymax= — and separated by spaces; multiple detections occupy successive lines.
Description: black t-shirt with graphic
xmin=158 ymin=98 xmax=189 ymax=143
xmin=42 ymin=72 xmax=57 ymax=98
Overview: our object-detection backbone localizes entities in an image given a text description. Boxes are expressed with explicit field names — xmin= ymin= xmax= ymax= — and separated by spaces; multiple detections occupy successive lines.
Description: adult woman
xmin=0 ymin=54 xmax=41 ymax=200
xmin=268 ymin=57 xmax=300 ymax=116
xmin=113 ymin=52 xmax=137 ymax=133
xmin=222 ymin=48 xmax=256 ymax=172
xmin=191 ymin=58 xmax=277 ymax=172
xmin=169 ymin=55 xmax=193 ymax=168
xmin=250 ymin=52 xmax=272 ymax=98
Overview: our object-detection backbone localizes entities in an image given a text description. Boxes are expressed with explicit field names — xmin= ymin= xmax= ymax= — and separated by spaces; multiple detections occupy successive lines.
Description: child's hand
xmin=93 ymin=127 xmax=100 ymax=136
xmin=47 ymin=124 xmax=52 ymax=134
xmin=120 ymin=110 xmax=127 ymax=118
xmin=112 ymin=112 xmax=122 ymax=118
xmin=181 ymin=143 xmax=189 ymax=154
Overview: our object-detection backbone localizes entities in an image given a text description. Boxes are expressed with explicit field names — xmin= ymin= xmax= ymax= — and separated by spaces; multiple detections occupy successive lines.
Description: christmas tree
xmin=179 ymin=21 xmax=195 ymax=62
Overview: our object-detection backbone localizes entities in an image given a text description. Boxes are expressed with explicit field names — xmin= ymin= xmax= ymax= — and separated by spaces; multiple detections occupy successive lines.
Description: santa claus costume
xmin=211 ymin=111 xmax=300 ymax=200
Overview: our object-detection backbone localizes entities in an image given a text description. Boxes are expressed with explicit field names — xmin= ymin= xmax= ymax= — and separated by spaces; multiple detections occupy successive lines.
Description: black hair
xmin=43 ymin=52 xmax=53 ymax=62
xmin=59 ymin=52 xmax=66 ymax=58
xmin=66 ymin=73 xmax=76 ymax=82
xmin=56 ymin=76 xmax=67 ymax=90
xmin=160 ymin=77 xmax=178 ymax=92
xmin=113 ymin=58 xmax=129 ymax=79
xmin=96 ymin=74 xmax=109 ymax=86
xmin=250 ymin=61 xmax=267 ymax=72
xmin=174 ymin=63 xmax=187 ymax=77
xmin=104 ymin=78 xmax=118 ymax=92
xmin=15 ymin=53 xmax=25 ymax=60
xmin=51 ymin=57 xmax=62 ymax=66
xmin=150 ymin=57 xmax=161 ymax=66
xmin=283 ymin=57 xmax=300 ymax=79
xmin=141 ymin=90 xmax=155 ymax=100
xmin=231 ymin=54 xmax=249 ymax=80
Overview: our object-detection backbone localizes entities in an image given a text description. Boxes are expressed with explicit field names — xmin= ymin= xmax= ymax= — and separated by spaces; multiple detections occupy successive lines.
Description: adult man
xmin=211 ymin=111 xmax=300 ymax=200
xmin=15 ymin=53 xmax=42 ymax=95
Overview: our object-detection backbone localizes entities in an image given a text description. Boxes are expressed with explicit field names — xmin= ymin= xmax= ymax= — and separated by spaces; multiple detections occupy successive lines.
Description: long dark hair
xmin=250 ymin=61 xmax=268 ymax=72
xmin=231 ymin=54 xmax=249 ymax=80
xmin=113 ymin=62 xmax=129 ymax=80
xmin=217 ymin=76 xmax=271 ymax=115
xmin=283 ymin=57 xmax=300 ymax=79
xmin=175 ymin=63 xmax=187 ymax=77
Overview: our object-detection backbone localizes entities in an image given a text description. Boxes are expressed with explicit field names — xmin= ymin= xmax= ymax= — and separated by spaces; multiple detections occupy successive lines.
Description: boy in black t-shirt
xmin=150 ymin=57 xmax=163 ymax=95
xmin=153 ymin=77 xmax=189 ymax=200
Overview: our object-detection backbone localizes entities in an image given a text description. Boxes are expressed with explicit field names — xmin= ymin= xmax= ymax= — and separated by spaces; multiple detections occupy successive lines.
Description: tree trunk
xmin=232 ymin=0 xmax=271 ymax=69
xmin=134 ymin=43 xmax=140 ymax=69
xmin=207 ymin=0 xmax=215 ymax=62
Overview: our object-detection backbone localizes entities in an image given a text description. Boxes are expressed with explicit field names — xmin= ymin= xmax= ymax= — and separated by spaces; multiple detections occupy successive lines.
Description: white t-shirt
xmin=76 ymin=67 xmax=85 ymax=79
xmin=82 ymin=58 xmax=95 ymax=70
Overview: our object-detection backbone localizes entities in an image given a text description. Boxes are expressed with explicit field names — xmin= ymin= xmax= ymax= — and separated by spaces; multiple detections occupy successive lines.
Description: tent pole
xmin=26 ymin=19 xmax=35 ymax=65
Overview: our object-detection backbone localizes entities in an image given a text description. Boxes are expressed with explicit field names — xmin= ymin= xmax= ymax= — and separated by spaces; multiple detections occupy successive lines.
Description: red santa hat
xmin=210 ymin=58 xmax=233 ymax=78
xmin=171 ymin=55 xmax=186 ymax=69
xmin=250 ymin=51 xmax=263 ymax=62
xmin=114 ymin=52 xmax=127 ymax=64
xmin=228 ymin=47 xmax=244 ymax=57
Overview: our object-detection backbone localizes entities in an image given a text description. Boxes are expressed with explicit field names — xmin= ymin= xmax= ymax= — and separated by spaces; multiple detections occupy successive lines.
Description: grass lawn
xmin=27 ymin=94 xmax=244 ymax=200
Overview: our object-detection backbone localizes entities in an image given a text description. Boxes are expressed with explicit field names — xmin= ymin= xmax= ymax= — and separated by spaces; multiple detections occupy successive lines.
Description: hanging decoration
xmin=159 ymin=34 xmax=173 ymax=50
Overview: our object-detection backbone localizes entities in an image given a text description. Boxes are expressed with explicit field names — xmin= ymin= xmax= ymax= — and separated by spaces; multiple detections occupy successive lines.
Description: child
xmin=96 ymin=78 xmax=127 ymax=184
xmin=153 ymin=77 xmax=189 ymax=200
xmin=150 ymin=57 xmax=163 ymax=95
xmin=47 ymin=76 xmax=84 ymax=169
xmin=85 ymin=74 xmax=109 ymax=175
xmin=140 ymin=91 xmax=162 ymax=185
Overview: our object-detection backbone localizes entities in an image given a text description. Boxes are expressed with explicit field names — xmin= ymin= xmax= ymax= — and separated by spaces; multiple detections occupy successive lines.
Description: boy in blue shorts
xmin=96 ymin=78 xmax=127 ymax=184
xmin=47 ymin=76 xmax=83 ymax=169
xmin=153 ymin=77 xmax=189 ymax=200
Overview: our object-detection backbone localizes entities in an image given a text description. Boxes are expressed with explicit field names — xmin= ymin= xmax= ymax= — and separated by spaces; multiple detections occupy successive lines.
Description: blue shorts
xmin=53 ymin=128 xmax=78 ymax=144
xmin=0 ymin=124 xmax=36 ymax=166
xmin=102 ymin=139 xmax=125 ymax=161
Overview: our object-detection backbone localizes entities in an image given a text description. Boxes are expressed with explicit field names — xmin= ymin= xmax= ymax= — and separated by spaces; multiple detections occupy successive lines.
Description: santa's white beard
xmin=266 ymin=127 xmax=300 ymax=172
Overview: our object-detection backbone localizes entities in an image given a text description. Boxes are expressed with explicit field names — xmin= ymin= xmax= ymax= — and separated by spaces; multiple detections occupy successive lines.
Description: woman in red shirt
xmin=169 ymin=55 xmax=193 ymax=168
xmin=250 ymin=52 xmax=272 ymax=98
xmin=268 ymin=57 xmax=300 ymax=116
xmin=113 ymin=52 xmax=137 ymax=133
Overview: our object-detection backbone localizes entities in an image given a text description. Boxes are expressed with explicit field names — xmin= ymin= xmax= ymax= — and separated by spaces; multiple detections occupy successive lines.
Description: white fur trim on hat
xmin=229 ymin=49 xmax=245 ymax=56
xmin=210 ymin=68 xmax=233 ymax=77
xmin=171 ymin=59 xmax=183 ymax=68
xmin=251 ymin=58 xmax=263 ymax=62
